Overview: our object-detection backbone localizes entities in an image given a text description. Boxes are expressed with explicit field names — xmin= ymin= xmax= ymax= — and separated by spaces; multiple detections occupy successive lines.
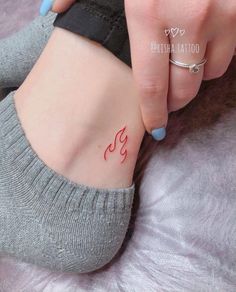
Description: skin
xmin=50 ymin=0 xmax=236 ymax=134
xmin=15 ymin=28 xmax=145 ymax=189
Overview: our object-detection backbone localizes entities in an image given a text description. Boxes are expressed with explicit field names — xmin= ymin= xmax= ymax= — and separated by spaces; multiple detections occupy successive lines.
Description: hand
xmin=40 ymin=0 xmax=236 ymax=141
xmin=125 ymin=0 xmax=236 ymax=140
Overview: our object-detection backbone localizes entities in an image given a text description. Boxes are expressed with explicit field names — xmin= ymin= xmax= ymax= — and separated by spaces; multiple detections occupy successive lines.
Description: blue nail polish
xmin=151 ymin=127 xmax=166 ymax=141
xmin=40 ymin=0 xmax=54 ymax=16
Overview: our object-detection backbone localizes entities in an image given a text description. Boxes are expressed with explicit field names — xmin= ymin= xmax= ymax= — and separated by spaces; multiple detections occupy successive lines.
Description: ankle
xmin=15 ymin=28 xmax=145 ymax=188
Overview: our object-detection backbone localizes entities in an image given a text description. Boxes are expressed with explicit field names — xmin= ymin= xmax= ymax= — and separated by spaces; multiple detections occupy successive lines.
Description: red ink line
xmin=104 ymin=126 xmax=128 ymax=163
xmin=119 ymin=132 xmax=128 ymax=163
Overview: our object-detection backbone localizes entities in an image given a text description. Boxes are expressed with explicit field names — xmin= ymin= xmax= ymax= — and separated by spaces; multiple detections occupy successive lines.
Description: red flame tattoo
xmin=104 ymin=126 xmax=128 ymax=163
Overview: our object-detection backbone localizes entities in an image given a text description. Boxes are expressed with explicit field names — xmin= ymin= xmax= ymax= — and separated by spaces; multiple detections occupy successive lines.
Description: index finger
xmin=125 ymin=0 xmax=169 ymax=139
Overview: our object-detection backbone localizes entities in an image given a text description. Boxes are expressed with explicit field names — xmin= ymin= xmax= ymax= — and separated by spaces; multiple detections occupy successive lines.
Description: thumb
xmin=40 ymin=0 xmax=76 ymax=16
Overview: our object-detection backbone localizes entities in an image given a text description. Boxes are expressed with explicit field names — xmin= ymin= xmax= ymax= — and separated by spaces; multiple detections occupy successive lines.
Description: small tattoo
xmin=104 ymin=126 xmax=128 ymax=164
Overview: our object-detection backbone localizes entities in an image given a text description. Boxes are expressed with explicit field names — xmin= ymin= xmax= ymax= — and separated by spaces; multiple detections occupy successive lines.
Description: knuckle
xmin=199 ymin=2 xmax=212 ymax=19
xmin=139 ymin=82 xmax=167 ymax=101
xmin=186 ymin=1 xmax=211 ymax=32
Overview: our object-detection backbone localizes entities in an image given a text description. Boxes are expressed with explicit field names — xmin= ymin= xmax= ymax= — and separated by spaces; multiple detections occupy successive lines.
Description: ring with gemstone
xmin=169 ymin=58 xmax=207 ymax=74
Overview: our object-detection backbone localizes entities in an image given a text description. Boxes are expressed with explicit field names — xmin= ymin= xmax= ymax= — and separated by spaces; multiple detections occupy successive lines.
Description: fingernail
xmin=151 ymin=127 xmax=166 ymax=141
xmin=40 ymin=0 xmax=54 ymax=16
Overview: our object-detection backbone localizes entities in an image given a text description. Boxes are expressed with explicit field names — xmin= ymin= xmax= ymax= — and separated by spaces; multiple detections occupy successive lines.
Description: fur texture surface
xmin=0 ymin=1 xmax=236 ymax=291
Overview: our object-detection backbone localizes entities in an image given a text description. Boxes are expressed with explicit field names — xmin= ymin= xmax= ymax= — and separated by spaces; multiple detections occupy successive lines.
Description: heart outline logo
xmin=171 ymin=27 xmax=179 ymax=38
xmin=180 ymin=29 xmax=185 ymax=36
xmin=165 ymin=29 xmax=171 ymax=37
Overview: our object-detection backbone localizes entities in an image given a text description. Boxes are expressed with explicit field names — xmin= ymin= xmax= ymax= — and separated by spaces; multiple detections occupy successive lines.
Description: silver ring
xmin=169 ymin=58 xmax=207 ymax=74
